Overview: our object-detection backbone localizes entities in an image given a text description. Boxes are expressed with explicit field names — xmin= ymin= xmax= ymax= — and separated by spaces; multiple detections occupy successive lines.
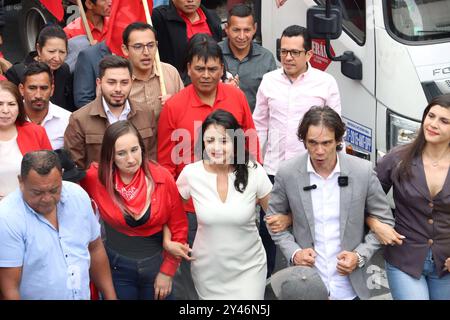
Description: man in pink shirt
xmin=64 ymin=0 xmax=112 ymax=42
xmin=252 ymin=25 xmax=341 ymax=277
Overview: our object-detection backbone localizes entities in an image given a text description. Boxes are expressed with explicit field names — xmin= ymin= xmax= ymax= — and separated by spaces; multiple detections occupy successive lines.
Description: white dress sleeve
xmin=176 ymin=165 xmax=191 ymax=200
xmin=255 ymin=162 xmax=273 ymax=199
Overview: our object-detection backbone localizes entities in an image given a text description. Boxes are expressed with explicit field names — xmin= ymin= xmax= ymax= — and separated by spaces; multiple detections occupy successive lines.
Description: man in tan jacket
xmin=64 ymin=55 xmax=156 ymax=169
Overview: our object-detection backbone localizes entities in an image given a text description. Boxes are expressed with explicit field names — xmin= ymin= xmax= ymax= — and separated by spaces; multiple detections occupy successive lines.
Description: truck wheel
xmin=19 ymin=0 xmax=57 ymax=53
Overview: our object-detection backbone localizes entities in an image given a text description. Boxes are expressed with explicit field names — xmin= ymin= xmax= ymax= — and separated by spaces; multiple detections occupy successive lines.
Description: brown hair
xmin=396 ymin=93 xmax=450 ymax=179
xmin=297 ymin=106 xmax=346 ymax=151
xmin=0 ymin=81 xmax=27 ymax=125
xmin=98 ymin=120 xmax=152 ymax=213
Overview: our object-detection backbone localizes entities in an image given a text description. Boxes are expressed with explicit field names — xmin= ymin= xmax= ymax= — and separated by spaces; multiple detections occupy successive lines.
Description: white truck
xmin=261 ymin=0 xmax=450 ymax=162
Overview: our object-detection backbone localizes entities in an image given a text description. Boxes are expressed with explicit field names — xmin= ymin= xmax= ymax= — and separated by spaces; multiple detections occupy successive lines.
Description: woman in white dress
xmin=176 ymin=109 xmax=272 ymax=300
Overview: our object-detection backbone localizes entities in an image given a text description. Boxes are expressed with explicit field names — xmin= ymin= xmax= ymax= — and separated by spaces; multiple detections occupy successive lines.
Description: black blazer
xmin=152 ymin=2 xmax=222 ymax=81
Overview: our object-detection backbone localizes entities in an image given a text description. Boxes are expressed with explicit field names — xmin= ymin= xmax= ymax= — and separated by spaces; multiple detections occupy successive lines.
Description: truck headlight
xmin=387 ymin=111 xmax=421 ymax=150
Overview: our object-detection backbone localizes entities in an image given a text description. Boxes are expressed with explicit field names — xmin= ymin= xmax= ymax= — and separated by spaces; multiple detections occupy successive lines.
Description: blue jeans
xmin=106 ymin=247 xmax=173 ymax=300
xmin=386 ymin=250 xmax=450 ymax=300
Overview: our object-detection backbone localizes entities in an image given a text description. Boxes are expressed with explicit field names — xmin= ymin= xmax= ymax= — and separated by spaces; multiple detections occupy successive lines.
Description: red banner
xmin=39 ymin=0 xmax=64 ymax=21
xmin=106 ymin=0 xmax=154 ymax=56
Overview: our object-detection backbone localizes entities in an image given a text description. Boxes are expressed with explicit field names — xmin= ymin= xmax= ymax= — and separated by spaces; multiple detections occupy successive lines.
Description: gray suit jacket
xmin=73 ymin=41 xmax=112 ymax=109
xmin=268 ymin=152 xmax=394 ymax=299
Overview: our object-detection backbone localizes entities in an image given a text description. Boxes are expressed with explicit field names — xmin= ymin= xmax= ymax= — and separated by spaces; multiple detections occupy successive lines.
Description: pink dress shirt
xmin=253 ymin=64 xmax=341 ymax=175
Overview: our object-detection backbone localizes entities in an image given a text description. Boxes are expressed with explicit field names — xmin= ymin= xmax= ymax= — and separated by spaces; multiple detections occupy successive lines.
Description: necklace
xmin=424 ymin=150 xmax=449 ymax=167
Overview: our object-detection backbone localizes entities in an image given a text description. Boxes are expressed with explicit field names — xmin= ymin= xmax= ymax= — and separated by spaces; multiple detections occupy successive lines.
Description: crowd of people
xmin=0 ymin=0 xmax=448 ymax=300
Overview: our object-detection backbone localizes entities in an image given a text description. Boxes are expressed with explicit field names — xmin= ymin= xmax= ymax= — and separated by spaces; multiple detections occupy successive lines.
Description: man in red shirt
xmin=157 ymin=34 xmax=260 ymax=300
xmin=64 ymin=0 xmax=112 ymax=42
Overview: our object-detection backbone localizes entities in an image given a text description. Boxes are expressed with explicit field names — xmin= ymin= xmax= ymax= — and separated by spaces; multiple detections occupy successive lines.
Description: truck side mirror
xmin=307 ymin=6 xmax=342 ymax=39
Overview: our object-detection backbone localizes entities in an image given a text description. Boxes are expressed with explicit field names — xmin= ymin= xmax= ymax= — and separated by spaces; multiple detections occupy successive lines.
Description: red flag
xmin=39 ymin=0 xmax=64 ymax=21
xmin=106 ymin=0 xmax=154 ymax=56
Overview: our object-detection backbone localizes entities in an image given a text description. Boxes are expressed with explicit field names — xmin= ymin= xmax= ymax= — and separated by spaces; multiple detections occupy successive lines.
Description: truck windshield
xmin=386 ymin=0 xmax=450 ymax=42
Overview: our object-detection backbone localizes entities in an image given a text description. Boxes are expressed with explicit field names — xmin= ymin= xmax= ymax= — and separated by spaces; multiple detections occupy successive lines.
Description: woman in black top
xmin=368 ymin=94 xmax=450 ymax=300
xmin=5 ymin=24 xmax=74 ymax=111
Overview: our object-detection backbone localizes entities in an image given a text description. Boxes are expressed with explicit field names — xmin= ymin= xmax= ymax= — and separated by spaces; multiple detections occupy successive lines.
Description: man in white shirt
xmin=253 ymin=25 xmax=341 ymax=278
xmin=19 ymin=62 xmax=71 ymax=150
xmin=267 ymin=106 xmax=394 ymax=299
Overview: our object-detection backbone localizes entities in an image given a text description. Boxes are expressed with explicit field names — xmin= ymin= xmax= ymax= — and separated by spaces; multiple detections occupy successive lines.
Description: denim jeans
xmin=106 ymin=247 xmax=173 ymax=300
xmin=386 ymin=249 xmax=450 ymax=300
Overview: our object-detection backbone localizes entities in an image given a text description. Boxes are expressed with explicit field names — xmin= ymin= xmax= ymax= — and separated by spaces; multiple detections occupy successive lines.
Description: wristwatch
xmin=354 ymin=251 xmax=366 ymax=268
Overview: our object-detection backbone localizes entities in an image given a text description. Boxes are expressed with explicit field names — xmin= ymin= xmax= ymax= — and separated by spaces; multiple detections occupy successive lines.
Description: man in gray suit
xmin=267 ymin=106 xmax=394 ymax=300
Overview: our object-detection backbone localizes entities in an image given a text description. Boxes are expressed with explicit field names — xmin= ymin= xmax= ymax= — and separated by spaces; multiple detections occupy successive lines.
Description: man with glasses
xmin=252 ymin=25 xmax=341 ymax=279
xmin=121 ymin=22 xmax=184 ymax=122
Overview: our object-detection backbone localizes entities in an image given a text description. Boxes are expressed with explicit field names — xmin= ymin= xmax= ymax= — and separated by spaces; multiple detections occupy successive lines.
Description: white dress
xmin=176 ymin=161 xmax=272 ymax=300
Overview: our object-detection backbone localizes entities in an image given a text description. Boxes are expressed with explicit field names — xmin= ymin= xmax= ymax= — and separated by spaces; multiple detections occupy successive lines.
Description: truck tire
xmin=19 ymin=0 xmax=57 ymax=53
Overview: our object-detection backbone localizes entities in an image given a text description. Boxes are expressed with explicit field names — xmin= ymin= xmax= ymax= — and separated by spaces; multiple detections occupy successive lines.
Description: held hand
xmin=293 ymin=248 xmax=317 ymax=267
xmin=367 ymin=217 xmax=405 ymax=246
xmin=336 ymin=251 xmax=358 ymax=276
xmin=444 ymin=257 xmax=450 ymax=272
xmin=154 ymin=272 xmax=172 ymax=300
xmin=265 ymin=213 xmax=292 ymax=233
xmin=159 ymin=94 xmax=173 ymax=106
xmin=163 ymin=240 xmax=194 ymax=261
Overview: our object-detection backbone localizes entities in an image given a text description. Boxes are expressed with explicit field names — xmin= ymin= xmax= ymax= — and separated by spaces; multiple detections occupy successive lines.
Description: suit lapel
xmin=338 ymin=153 xmax=352 ymax=242
xmin=297 ymin=156 xmax=316 ymax=243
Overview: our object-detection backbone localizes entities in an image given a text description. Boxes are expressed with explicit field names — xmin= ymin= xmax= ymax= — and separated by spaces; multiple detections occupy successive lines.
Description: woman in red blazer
xmin=81 ymin=120 xmax=188 ymax=300
xmin=0 ymin=81 xmax=52 ymax=200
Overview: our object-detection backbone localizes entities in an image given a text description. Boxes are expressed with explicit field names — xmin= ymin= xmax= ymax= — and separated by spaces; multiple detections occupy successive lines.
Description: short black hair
xmin=21 ymin=61 xmax=53 ymax=85
xmin=227 ymin=4 xmax=255 ymax=24
xmin=281 ymin=25 xmax=312 ymax=52
xmin=297 ymin=106 xmax=346 ymax=150
xmin=98 ymin=55 xmax=132 ymax=78
xmin=185 ymin=33 xmax=224 ymax=66
xmin=21 ymin=150 xmax=62 ymax=179
xmin=36 ymin=24 xmax=67 ymax=51
xmin=122 ymin=22 xmax=157 ymax=46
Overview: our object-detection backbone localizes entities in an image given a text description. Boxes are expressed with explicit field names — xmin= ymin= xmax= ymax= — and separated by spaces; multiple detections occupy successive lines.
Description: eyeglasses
xmin=128 ymin=42 xmax=157 ymax=53
xmin=279 ymin=49 xmax=307 ymax=58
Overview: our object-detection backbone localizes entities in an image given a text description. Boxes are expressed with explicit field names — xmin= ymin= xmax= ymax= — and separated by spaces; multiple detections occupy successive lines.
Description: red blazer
xmin=16 ymin=122 xmax=52 ymax=154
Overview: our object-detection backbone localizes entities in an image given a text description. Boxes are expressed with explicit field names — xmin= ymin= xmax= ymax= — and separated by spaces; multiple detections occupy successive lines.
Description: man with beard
xmin=19 ymin=62 xmax=71 ymax=150
xmin=64 ymin=56 xmax=156 ymax=169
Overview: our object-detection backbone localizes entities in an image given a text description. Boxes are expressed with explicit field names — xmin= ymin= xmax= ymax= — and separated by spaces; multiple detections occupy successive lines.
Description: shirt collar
xmin=307 ymin=154 xmax=341 ymax=177
xmin=25 ymin=102 xmax=62 ymax=125
xmin=177 ymin=7 xmax=206 ymax=25
xmin=222 ymin=40 xmax=259 ymax=60
xmin=190 ymin=82 xmax=226 ymax=108
xmin=281 ymin=61 xmax=312 ymax=83
xmin=102 ymin=97 xmax=131 ymax=116
xmin=132 ymin=61 xmax=159 ymax=81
